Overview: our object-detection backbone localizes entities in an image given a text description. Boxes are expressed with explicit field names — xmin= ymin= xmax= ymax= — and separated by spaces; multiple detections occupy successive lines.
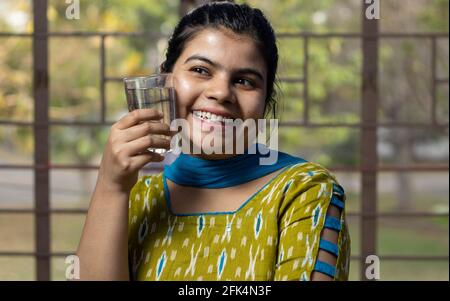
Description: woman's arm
xmin=310 ymin=203 xmax=343 ymax=280
xmin=76 ymin=108 xmax=173 ymax=280
xmin=76 ymin=180 xmax=131 ymax=280
xmin=274 ymin=168 xmax=351 ymax=281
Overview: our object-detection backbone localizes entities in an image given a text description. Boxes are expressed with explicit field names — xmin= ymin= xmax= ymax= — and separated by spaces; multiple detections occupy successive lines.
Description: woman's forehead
xmin=180 ymin=28 xmax=266 ymax=70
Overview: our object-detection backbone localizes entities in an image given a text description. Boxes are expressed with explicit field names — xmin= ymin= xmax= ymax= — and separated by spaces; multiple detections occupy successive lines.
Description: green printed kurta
xmin=128 ymin=161 xmax=351 ymax=281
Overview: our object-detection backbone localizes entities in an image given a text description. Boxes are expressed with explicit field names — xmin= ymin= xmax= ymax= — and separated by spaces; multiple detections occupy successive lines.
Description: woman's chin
xmin=190 ymin=151 xmax=236 ymax=160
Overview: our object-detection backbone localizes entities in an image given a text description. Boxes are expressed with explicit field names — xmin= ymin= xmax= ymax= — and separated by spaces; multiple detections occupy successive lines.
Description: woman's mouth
xmin=192 ymin=110 xmax=236 ymax=127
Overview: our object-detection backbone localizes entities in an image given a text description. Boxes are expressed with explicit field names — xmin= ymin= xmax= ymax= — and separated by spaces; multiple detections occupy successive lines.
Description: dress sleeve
xmin=273 ymin=166 xmax=351 ymax=281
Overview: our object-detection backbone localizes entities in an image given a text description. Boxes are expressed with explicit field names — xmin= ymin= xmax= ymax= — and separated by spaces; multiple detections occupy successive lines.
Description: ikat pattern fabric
xmin=128 ymin=162 xmax=350 ymax=281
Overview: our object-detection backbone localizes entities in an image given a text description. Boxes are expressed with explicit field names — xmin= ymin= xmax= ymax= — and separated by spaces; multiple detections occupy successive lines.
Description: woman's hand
xmin=98 ymin=108 xmax=174 ymax=193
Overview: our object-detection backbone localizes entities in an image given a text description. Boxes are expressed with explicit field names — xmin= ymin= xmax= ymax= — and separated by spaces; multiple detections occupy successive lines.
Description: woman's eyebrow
xmin=184 ymin=55 xmax=217 ymax=67
xmin=184 ymin=54 xmax=264 ymax=81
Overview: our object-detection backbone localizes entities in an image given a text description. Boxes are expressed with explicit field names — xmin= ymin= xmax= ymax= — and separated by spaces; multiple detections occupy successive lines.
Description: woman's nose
xmin=204 ymin=76 xmax=236 ymax=104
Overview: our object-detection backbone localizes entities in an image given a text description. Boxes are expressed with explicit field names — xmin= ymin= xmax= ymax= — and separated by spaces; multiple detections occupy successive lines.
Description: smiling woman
xmin=168 ymin=27 xmax=268 ymax=159
xmin=76 ymin=1 xmax=350 ymax=281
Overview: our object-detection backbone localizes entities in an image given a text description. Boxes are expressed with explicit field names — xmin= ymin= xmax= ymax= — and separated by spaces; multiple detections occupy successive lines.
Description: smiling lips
xmin=192 ymin=110 xmax=236 ymax=125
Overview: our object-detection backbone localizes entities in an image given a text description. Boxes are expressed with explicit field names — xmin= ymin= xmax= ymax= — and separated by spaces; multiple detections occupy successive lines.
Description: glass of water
xmin=123 ymin=73 xmax=177 ymax=155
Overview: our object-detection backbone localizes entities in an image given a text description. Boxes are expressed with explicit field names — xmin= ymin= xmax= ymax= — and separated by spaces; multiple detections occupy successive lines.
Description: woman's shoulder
xmin=128 ymin=172 xmax=165 ymax=231
xmin=274 ymin=161 xmax=345 ymax=208
xmin=278 ymin=161 xmax=341 ymax=188
xmin=128 ymin=172 xmax=165 ymax=212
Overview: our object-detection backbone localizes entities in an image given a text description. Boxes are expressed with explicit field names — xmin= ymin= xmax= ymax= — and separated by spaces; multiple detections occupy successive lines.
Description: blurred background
xmin=0 ymin=0 xmax=448 ymax=280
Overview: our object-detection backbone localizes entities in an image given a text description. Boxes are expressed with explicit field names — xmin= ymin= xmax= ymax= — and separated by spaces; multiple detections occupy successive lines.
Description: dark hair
xmin=160 ymin=1 xmax=279 ymax=119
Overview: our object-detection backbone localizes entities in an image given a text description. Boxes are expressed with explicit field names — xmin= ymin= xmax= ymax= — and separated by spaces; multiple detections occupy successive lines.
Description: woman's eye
xmin=236 ymin=78 xmax=254 ymax=87
xmin=191 ymin=67 xmax=209 ymax=75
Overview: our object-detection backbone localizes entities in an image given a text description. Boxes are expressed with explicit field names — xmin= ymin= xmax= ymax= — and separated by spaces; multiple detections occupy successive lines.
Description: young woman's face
xmin=170 ymin=27 xmax=267 ymax=159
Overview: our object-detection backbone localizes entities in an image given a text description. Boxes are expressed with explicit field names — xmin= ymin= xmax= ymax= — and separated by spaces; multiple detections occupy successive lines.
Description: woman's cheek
xmin=174 ymin=75 xmax=200 ymax=110
xmin=242 ymin=98 xmax=265 ymax=120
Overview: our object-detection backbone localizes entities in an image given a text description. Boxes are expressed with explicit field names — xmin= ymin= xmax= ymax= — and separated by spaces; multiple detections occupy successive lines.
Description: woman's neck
xmin=185 ymin=141 xmax=256 ymax=160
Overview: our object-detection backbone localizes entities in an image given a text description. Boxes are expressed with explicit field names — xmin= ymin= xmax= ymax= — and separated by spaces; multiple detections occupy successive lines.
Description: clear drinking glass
xmin=123 ymin=73 xmax=177 ymax=154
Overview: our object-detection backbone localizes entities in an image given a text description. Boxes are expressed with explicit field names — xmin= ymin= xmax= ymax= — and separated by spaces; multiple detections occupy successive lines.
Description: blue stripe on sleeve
xmin=332 ymin=183 xmax=344 ymax=196
xmin=324 ymin=215 xmax=341 ymax=231
xmin=319 ymin=239 xmax=339 ymax=257
xmin=314 ymin=260 xmax=336 ymax=278
xmin=330 ymin=195 xmax=345 ymax=209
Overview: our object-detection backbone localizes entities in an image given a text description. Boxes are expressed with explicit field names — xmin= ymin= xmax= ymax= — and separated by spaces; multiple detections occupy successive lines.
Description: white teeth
xmin=193 ymin=110 xmax=233 ymax=123
xmin=210 ymin=114 xmax=224 ymax=122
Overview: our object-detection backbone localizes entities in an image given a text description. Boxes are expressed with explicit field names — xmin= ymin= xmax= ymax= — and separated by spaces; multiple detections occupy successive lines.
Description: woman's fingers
xmin=122 ymin=121 xmax=174 ymax=143
xmin=99 ymin=109 xmax=172 ymax=192
xmin=123 ymin=135 xmax=171 ymax=156
xmin=130 ymin=151 xmax=164 ymax=170
xmin=114 ymin=109 xmax=163 ymax=130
